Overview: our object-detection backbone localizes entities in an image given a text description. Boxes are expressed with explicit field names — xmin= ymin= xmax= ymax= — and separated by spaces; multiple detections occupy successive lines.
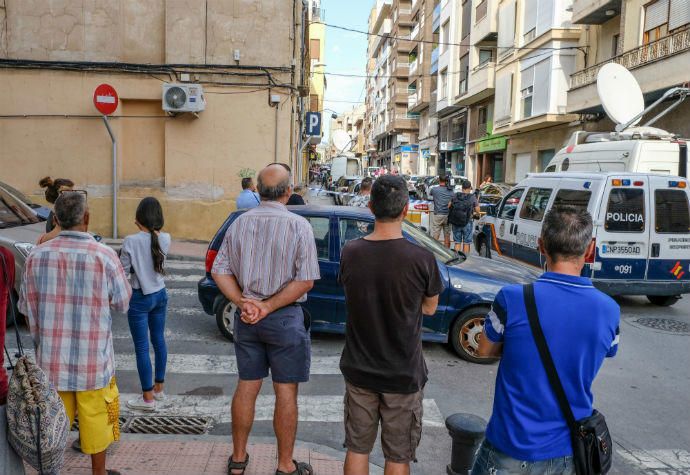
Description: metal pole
xmin=274 ymin=105 xmax=280 ymax=164
xmin=102 ymin=116 xmax=118 ymax=239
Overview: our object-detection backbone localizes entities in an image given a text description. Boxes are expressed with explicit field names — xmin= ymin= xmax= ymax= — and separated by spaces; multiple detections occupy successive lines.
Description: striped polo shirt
xmin=483 ymin=272 xmax=620 ymax=461
xmin=212 ymin=201 xmax=320 ymax=301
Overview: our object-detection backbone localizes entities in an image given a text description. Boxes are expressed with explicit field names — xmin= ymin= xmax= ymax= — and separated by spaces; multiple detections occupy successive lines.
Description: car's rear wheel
xmin=215 ymin=297 xmax=236 ymax=341
xmin=450 ymin=307 xmax=496 ymax=364
xmin=477 ymin=237 xmax=491 ymax=258
xmin=647 ymin=295 xmax=680 ymax=307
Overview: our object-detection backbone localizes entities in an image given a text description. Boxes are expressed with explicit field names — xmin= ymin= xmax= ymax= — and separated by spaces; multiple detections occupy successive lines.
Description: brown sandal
xmin=276 ymin=460 xmax=314 ymax=475
xmin=228 ymin=453 xmax=250 ymax=474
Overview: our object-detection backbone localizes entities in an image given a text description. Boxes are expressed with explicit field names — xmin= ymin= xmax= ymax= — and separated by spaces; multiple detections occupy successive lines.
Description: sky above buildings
xmin=321 ymin=0 xmax=370 ymax=140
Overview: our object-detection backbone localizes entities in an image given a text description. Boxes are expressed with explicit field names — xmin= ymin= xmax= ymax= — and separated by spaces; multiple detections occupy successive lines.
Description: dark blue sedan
xmin=198 ymin=205 xmax=538 ymax=363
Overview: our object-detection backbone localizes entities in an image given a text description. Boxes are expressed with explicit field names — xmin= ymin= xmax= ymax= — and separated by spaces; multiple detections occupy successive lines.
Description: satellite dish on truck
xmin=597 ymin=63 xmax=645 ymax=129
xmin=332 ymin=130 xmax=353 ymax=154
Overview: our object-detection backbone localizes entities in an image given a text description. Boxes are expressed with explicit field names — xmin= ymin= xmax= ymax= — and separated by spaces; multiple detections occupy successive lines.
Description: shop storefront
xmin=474 ymin=135 xmax=507 ymax=183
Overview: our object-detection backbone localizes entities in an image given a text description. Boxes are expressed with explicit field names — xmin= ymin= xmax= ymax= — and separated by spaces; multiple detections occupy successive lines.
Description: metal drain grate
xmin=634 ymin=318 xmax=690 ymax=334
xmin=124 ymin=415 xmax=213 ymax=435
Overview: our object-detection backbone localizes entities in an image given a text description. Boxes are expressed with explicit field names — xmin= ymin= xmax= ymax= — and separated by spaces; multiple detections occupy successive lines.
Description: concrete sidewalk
xmin=24 ymin=434 xmax=383 ymax=475
xmin=103 ymin=238 xmax=208 ymax=262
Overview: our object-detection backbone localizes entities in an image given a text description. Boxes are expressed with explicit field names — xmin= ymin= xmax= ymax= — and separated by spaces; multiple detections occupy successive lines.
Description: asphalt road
xmin=96 ymin=202 xmax=689 ymax=475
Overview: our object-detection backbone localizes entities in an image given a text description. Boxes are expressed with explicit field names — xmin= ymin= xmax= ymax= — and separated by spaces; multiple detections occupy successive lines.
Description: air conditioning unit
xmin=162 ymin=83 xmax=206 ymax=113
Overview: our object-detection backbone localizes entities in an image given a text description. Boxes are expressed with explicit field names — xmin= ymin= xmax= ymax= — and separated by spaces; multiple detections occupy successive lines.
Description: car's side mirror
xmin=420 ymin=226 xmax=428 ymax=233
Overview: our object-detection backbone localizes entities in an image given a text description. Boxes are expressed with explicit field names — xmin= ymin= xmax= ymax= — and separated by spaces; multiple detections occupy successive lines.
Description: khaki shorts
xmin=343 ymin=382 xmax=424 ymax=464
xmin=430 ymin=214 xmax=451 ymax=240
xmin=59 ymin=377 xmax=120 ymax=455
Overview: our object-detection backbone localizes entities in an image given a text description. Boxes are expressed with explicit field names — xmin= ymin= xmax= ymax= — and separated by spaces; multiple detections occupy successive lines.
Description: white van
xmin=546 ymin=128 xmax=688 ymax=176
xmin=331 ymin=155 xmax=361 ymax=182
xmin=474 ymin=172 xmax=690 ymax=305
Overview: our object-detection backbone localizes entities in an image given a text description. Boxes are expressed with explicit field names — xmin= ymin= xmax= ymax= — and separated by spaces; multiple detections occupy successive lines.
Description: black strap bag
xmin=523 ymin=284 xmax=613 ymax=475
xmin=448 ymin=193 xmax=473 ymax=227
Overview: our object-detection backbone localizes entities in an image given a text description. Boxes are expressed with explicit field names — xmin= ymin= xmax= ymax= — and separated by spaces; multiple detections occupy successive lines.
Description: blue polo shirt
xmin=484 ymin=272 xmax=620 ymax=462
xmin=236 ymin=189 xmax=260 ymax=209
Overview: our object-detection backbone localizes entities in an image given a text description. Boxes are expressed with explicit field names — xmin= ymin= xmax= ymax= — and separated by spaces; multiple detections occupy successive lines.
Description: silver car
xmin=0 ymin=186 xmax=44 ymax=325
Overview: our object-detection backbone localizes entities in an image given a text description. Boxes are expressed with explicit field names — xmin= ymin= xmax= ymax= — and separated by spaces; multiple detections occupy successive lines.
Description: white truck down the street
xmin=330 ymin=154 xmax=361 ymax=182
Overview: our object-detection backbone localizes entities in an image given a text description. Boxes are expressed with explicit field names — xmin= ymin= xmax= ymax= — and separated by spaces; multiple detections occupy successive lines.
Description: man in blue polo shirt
xmin=236 ymin=177 xmax=261 ymax=209
xmin=473 ymin=206 xmax=620 ymax=475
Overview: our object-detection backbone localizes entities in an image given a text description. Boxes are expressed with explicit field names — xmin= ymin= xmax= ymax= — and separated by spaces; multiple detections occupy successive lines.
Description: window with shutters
xmin=523 ymin=0 xmax=537 ymax=44
xmin=669 ymin=0 xmax=690 ymax=31
xmin=520 ymin=66 xmax=534 ymax=119
xmin=644 ymin=0 xmax=669 ymax=44
xmin=478 ymin=48 xmax=495 ymax=66
xmin=462 ymin=0 xmax=472 ymax=40
xmin=497 ymin=1 xmax=516 ymax=57
xmin=440 ymin=69 xmax=448 ymax=99
xmin=494 ymin=72 xmax=513 ymax=124
xmin=441 ymin=20 xmax=450 ymax=53
xmin=611 ymin=34 xmax=620 ymax=58
xmin=459 ymin=54 xmax=469 ymax=95
xmin=310 ymin=39 xmax=321 ymax=61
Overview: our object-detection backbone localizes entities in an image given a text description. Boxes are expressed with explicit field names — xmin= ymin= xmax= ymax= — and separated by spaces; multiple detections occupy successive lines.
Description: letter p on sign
xmin=306 ymin=112 xmax=321 ymax=137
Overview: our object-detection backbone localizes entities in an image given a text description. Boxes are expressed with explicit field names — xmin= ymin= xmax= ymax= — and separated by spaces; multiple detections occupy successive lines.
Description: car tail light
xmin=414 ymin=203 xmax=429 ymax=211
xmin=205 ymin=249 xmax=218 ymax=274
xmin=585 ymin=238 xmax=596 ymax=264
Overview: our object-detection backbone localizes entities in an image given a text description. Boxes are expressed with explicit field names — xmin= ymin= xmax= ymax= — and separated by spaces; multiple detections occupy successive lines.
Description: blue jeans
xmin=453 ymin=220 xmax=474 ymax=244
xmin=127 ymin=288 xmax=168 ymax=392
xmin=471 ymin=440 xmax=575 ymax=475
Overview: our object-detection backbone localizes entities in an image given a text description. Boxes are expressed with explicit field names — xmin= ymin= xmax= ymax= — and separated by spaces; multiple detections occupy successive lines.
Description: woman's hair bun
xmin=39 ymin=176 xmax=54 ymax=188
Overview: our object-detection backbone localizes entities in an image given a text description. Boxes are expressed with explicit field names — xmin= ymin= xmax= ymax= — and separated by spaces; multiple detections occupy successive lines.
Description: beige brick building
xmin=0 ymin=0 xmax=310 ymax=240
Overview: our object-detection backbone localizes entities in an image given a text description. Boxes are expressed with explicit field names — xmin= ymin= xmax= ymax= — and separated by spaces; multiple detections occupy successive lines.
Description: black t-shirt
xmin=338 ymin=238 xmax=444 ymax=393
xmin=287 ymin=193 xmax=306 ymax=205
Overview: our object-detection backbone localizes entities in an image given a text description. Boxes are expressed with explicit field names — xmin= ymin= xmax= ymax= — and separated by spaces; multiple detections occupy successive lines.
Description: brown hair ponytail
xmin=135 ymin=197 xmax=166 ymax=275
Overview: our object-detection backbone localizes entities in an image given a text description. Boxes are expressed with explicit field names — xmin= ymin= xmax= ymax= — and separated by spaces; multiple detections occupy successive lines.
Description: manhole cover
xmin=634 ymin=318 xmax=690 ymax=334
xmin=125 ymin=415 xmax=213 ymax=435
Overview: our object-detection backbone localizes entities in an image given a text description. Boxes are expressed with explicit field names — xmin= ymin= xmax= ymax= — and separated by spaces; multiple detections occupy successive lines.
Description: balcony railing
xmin=311 ymin=6 xmax=325 ymax=22
xmin=570 ymin=28 xmax=690 ymax=89
xmin=411 ymin=23 xmax=421 ymax=40
xmin=410 ymin=58 xmax=419 ymax=75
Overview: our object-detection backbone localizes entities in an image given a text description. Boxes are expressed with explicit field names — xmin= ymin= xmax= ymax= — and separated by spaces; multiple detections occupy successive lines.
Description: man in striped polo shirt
xmin=212 ymin=163 xmax=320 ymax=475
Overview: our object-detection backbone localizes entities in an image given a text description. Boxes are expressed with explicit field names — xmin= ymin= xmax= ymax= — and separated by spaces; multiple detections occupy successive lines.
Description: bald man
xmin=212 ymin=164 xmax=320 ymax=475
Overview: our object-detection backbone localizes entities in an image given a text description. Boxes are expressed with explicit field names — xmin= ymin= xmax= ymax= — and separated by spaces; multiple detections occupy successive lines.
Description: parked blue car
xmin=198 ymin=205 xmax=538 ymax=363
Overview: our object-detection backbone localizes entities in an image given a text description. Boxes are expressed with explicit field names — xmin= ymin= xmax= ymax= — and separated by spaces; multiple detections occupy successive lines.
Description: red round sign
xmin=93 ymin=84 xmax=119 ymax=115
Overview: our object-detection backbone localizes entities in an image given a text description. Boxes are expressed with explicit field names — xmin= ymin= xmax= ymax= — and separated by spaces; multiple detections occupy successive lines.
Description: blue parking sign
xmin=306 ymin=112 xmax=322 ymax=136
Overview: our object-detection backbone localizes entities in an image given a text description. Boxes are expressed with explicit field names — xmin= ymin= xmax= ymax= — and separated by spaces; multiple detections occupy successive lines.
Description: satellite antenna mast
xmin=597 ymin=63 xmax=690 ymax=133
xmin=332 ymin=129 xmax=354 ymax=155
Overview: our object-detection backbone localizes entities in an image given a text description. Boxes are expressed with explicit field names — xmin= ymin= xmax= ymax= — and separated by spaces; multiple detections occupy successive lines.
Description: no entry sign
xmin=93 ymin=84 xmax=119 ymax=115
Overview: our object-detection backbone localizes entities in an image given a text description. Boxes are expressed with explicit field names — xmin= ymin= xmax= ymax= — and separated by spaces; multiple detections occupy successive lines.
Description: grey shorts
xmin=234 ymin=304 xmax=311 ymax=383
xmin=0 ymin=405 xmax=26 ymax=475
xmin=343 ymin=382 xmax=424 ymax=464
xmin=431 ymin=214 xmax=451 ymax=240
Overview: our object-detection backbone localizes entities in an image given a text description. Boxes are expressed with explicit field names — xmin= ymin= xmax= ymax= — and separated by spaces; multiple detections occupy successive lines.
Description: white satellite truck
xmin=546 ymin=63 xmax=689 ymax=176
xmin=329 ymin=129 xmax=361 ymax=182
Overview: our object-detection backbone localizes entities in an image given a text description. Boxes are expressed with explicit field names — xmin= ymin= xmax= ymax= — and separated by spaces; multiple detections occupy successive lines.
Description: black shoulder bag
xmin=523 ymin=284 xmax=613 ymax=475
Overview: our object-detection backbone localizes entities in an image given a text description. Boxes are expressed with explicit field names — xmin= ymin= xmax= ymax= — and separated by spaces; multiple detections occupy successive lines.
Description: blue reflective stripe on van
xmin=512 ymin=243 xmax=542 ymax=268
xmin=595 ymin=258 xmax=647 ymax=280
xmin=647 ymin=259 xmax=690 ymax=281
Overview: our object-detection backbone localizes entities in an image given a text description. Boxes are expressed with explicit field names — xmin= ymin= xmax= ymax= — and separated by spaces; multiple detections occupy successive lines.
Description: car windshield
xmin=0 ymin=181 xmax=34 ymax=207
xmin=402 ymin=221 xmax=458 ymax=263
xmin=0 ymin=187 xmax=40 ymax=228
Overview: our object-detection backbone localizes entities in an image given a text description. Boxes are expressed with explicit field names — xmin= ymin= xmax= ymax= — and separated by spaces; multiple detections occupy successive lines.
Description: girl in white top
xmin=119 ymin=197 xmax=171 ymax=411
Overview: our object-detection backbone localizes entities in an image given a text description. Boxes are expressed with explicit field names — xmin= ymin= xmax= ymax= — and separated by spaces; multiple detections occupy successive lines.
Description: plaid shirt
xmin=19 ymin=231 xmax=131 ymax=391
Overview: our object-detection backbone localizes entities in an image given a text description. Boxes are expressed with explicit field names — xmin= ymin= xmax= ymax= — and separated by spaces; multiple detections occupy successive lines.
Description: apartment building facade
xmin=567 ymin=0 xmax=690 ymax=138
xmin=366 ymin=0 xmax=420 ymax=174
xmin=0 ymin=0 xmax=309 ymax=240
xmin=328 ymin=105 xmax=367 ymax=160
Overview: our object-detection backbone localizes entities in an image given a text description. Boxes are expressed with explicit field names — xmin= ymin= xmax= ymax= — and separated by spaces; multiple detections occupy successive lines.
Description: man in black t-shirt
xmin=339 ymin=175 xmax=444 ymax=475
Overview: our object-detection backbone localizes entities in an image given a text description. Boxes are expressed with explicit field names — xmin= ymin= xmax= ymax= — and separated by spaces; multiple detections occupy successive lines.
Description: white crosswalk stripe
xmin=114 ymin=354 xmax=342 ymax=375
xmin=617 ymin=449 xmax=690 ymax=473
xmin=165 ymin=261 xmax=205 ymax=271
xmin=164 ymin=274 xmax=203 ymax=282
xmin=120 ymin=393 xmax=446 ymax=427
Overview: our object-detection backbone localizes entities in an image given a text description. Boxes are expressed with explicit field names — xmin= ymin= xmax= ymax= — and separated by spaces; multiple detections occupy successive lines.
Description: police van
xmin=546 ymin=127 xmax=688 ymax=176
xmin=474 ymin=172 xmax=690 ymax=306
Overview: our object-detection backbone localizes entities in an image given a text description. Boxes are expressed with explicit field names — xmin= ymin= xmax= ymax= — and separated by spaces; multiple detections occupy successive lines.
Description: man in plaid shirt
xmin=19 ymin=191 xmax=131 ymax=475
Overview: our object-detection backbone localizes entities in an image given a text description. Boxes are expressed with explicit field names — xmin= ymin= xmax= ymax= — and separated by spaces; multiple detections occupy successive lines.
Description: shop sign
xmin=421 ymin=149 xmax=431 ymax=159
xmin=401 ymin=144 xmax=419 ymax=152
xmin=476 ymin=136 xmax=507 ymax=153
xmin=440 ymin=141 xmax=464 ymax=151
